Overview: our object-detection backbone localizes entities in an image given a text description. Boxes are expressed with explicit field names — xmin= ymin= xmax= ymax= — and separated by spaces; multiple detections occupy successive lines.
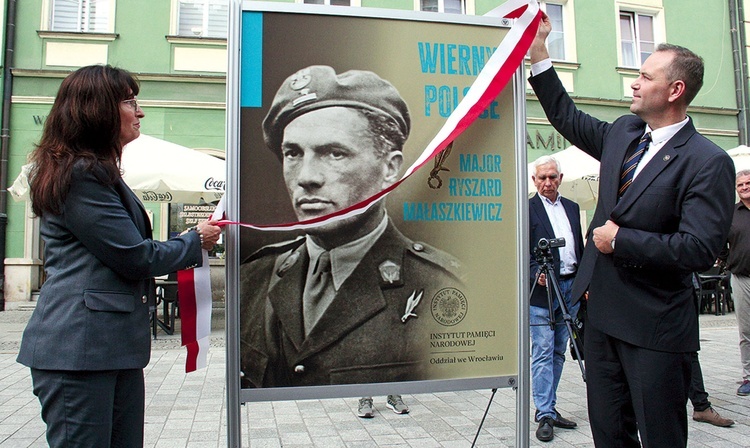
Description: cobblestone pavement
xmin=1 ymin=310 xmax=748 ymax=447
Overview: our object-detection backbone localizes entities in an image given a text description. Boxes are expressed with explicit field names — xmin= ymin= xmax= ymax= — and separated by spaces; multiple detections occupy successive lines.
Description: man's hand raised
xmin=530 ymin=11 xmax=552 ymax=64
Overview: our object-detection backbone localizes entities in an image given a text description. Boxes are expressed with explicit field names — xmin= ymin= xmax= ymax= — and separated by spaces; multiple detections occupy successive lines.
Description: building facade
xmin=0 ymin=0 xmax=747 ymax=308
xmin=2 ymin=0 xmax=228 ymax=308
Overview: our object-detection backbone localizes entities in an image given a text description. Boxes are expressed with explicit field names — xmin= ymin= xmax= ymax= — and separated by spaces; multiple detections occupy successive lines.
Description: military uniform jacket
xmin=17 ymin=162 xmax=203 ymax=371
xmin=239 ymin=220 xmax=464 ymax=388
xmin=529 ymin=68 xmax=735 ymax=353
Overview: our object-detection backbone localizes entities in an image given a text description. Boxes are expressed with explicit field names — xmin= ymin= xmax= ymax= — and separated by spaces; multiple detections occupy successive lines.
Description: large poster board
xmin=228 ymin=2 xmax=525 ymax=402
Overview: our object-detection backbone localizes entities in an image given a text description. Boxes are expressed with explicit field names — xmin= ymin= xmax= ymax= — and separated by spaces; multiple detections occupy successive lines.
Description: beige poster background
xmin=238 ymin=9 xmax=519 ymax=390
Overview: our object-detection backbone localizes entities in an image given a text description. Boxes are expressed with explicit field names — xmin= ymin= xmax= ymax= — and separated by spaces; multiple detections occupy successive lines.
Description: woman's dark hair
xmin=30 ymin=64 xmax=139 ymax=216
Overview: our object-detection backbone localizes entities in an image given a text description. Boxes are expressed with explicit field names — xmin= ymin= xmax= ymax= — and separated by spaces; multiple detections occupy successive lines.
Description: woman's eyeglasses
xmin=121 ymin=98 xmax=140 ymax=110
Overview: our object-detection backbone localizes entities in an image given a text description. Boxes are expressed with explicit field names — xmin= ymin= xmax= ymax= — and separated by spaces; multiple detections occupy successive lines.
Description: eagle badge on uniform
xmin=289 ymin=68 xmax=312 ymax=90
xmin=289 ymin=67 xmax=317 ymax=107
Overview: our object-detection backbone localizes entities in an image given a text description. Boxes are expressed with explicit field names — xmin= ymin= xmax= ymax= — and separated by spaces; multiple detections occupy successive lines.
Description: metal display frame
xmin=225 ymin=1 xmax=530 ymax=445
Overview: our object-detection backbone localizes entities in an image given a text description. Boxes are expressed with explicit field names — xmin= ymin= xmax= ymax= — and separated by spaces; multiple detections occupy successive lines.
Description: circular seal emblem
xmin=431 ymin=287 xmax=468 ymax=326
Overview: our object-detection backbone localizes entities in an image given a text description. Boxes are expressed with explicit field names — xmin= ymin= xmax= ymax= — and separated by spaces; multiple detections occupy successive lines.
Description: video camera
xmin=537 ymin=237 xmax=566 ymax=250
xmin=533 ymin=237 xmax=566 ymax=263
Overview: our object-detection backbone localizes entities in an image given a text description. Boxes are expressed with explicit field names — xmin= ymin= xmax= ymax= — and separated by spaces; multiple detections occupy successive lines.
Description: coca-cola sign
xmin=204 ymin=177 xmax=225 ymax=191
xmin=141 ymin=191 xmax=173 ymax=202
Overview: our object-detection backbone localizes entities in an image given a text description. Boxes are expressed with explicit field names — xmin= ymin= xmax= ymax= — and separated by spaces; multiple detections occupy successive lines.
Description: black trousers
xmin=584 ymin=325 xmax=691 ymax=448
xmin=31 ymin=368 xmax=145 ymax=448
xmin=689 ymin=351 xmax=711 ymax=411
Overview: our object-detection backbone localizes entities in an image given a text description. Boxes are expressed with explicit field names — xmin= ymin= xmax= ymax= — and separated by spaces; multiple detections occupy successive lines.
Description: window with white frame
xmin=177 ymin=0 xmax=228 ymax=38
xmin=420 ymin=0 xmax=464 ymax=14
xmin=303 ymin=0 xmax=352 ymax=5
xmin=541 ymin=2 xmax=565 ymax=60
xmin=49 ymin=0 xmax=110 ymax=33
xmin=620 ymin=11 xmax=654 ymax=67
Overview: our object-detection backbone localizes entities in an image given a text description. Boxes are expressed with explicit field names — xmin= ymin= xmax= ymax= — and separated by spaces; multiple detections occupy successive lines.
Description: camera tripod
xmin=530 ymin=240 xmax=586 ymax=382
xmin=471 ymin=239 xmax=587 ymax=446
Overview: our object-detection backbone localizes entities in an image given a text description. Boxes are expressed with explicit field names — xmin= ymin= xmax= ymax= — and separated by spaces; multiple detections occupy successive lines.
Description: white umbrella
xmin=8 ymin=134 xmax=225 ymax=204
xmin=529 ymin=146 xmax=600 ymax=209
xmin=121 ymin=134 xmax=225 ymax=204
xmin=728 ymin=145 xmax=750 ymax=173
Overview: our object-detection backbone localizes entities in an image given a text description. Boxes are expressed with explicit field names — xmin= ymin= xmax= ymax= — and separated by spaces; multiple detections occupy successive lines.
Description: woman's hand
xmin=194 ymin=219 xmax=222 ymax=251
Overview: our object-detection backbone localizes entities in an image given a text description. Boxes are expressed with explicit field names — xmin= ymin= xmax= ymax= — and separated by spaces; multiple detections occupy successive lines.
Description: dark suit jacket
xmin=530 ymin=68 xmax=735 ymax=353
xmin=18 ymin=162 xmax=203 ymax=371
xmin=239 ymin=220 xmax=464 ymax=388
xmin=529 ymin=194 xmax=584 ymax=308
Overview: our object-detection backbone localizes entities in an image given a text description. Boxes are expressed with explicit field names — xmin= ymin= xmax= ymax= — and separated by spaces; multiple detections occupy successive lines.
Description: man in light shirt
xmin=528 ymin=155 xmax=584 ymax=442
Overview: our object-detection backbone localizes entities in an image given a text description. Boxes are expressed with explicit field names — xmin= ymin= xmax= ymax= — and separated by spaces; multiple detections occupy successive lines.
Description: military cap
xmin=262 ymin=65 xmax=411 ymax=157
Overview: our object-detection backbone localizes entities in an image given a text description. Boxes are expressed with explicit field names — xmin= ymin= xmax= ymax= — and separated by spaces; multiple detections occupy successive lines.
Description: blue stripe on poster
xmin=241 ymin=12 xmax=262 ymax=107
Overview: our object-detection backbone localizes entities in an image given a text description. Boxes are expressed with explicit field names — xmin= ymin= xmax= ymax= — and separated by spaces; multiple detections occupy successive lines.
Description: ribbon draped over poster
xmin=220 ymin=0 xmax=540 ymax=232
xmin=178 ymin=0 xmax=541 ymax=372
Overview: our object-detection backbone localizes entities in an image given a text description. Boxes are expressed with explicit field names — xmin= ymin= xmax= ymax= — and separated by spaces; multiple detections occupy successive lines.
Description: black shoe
xmin=552 ymin=411 xmax=577 ymax=429
xmin=536 ymin=417 xmax=554 ymax=442
xmin=534 ymin=409 xmax=578 ymax=429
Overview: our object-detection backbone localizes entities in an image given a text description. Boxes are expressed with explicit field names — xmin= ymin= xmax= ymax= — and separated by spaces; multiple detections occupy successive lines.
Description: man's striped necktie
xmin=619 ymin=132 xmax=652 ymax=197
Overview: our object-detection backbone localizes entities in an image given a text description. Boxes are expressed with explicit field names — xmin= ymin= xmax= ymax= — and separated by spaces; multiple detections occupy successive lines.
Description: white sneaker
xmin=357 ymin=397 xmax=374 ymax=418
xmin=386 ymin=395 xmax=409 ymax=414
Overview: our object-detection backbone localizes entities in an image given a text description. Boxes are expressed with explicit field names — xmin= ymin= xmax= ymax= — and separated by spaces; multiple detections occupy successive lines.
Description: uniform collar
xmin=306 ymin=214 xmax=389 ymax=290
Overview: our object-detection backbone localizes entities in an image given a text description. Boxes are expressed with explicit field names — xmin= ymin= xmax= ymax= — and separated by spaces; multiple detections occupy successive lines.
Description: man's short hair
xmin=533 ymin=155 xmax=562 ymax=173
xmin=737 ymin=169 xmax=750 ymax=180
xmin=263 ymin=65 xmax=410 ymax=159
xmin=359 ymin=108 xmax=408 ymax=157
xmin=656 ymin=43 xmax=704 ymax=105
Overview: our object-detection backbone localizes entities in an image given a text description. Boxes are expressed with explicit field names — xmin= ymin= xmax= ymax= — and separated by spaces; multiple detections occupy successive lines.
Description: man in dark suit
xmin=239 ymin=66 xmax=464 ymax=388
xmin=529 ymin=155 xmax=585 ymax=442
xmin=528 ymin=13 xmax=735 ymax=447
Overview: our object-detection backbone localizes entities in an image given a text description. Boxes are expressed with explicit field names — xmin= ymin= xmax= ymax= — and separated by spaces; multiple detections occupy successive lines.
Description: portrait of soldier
xmin=239 ymin=65 xmax=465 ymax=388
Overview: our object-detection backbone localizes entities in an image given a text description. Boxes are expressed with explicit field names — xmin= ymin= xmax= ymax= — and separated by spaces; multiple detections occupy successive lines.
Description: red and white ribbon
xmin=219 ymin=0 xmax=540 ymax=232
xmin=178 ymin=199 xmax=225 ymax=372
xmin=179 ymin=0 xmax=541 ymax=372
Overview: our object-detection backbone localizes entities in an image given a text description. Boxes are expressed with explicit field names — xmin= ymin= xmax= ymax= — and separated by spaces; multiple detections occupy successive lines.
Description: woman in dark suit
xmin=16 ymin=65 xmax=221 ymax=447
